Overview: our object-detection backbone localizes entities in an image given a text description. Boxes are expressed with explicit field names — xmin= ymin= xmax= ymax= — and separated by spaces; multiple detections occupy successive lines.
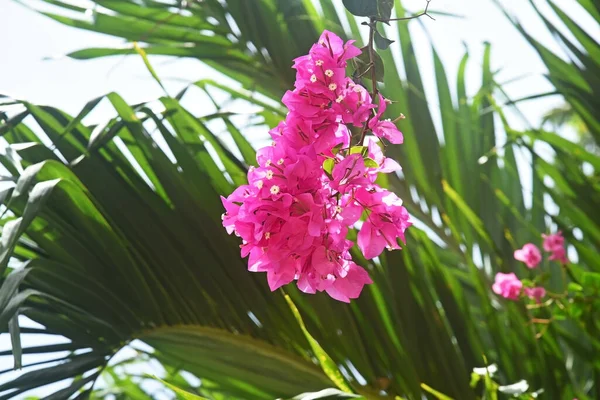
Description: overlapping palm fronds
xmin=0 ymin=0 xmax=599 ymax=398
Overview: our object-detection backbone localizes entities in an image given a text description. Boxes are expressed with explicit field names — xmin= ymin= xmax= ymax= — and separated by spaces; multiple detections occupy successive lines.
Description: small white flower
xmin=335 ymin=206 xmax=342 ymax=214
xmin=328 ymin=83 xmax=337 ymax=91
xmin=318 ymin=39 xmax=325 ymax=45
xmin=270 ymin=185 xmax=280 ymax=195
xmin=473 ymin=364 xmax=498 ymax=377
xmin=315 ymin=60 xmax=324 ymax=66
xmin=277 ymin=158 xmax=284 ymax=165
xmin=265 ymin=159 xmax=272 ymax=166
xmin=266 ymin=170 xmax=274 ymax=180
xmin=335 ymin=95 xmax=344 ymax=103
xmin=271 ymin=141 xmax=277 ymax=147
xmin=255 ymin=180 xmax=263 ymax=189
xmin=265 ymin=232 xmax=271 ymax=239
xmin=498 ymin=380 xmax=529 ymax=395
xmin=353 ymin=85 xmax=363 ymax=93
xmin=310 ymin=74 xmax=317 ymax=83
xmin=325 ymin=69 xmax=334 ymax=77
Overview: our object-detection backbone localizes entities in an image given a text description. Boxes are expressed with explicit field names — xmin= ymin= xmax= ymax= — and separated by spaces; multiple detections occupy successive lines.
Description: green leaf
xmin=323 ymin=159 xmax=335 ymax=176
xmin=582 ymin=272 xmax=600 ymax=293
xmin=469 ymin=372 xmax=480 ymax=389
xmin=567 ymin=282 xmax=583 ymax=293
xmin=441 ymin=180 xmax=493 ymax=247
xmin=552 ymin=306 xmax=567 ymax=321
xmin=420 ymin=383 xmax=454 ymax=400
xmin=150 ymin=376 xmax=208 ymax=400
xmin=342 ymin=0 xmax=377 ymax=17
xmin=132 ymin=42 xmax=168 ymax=95
xmin=364 ymin=157 xmax=379 ymax=168
xmin=8 ymin=314 xmax=21 ymax=370
xmin=568 ymin=301 xmax=584 ymax=319
xmin=349 ymin=146 xmax=368 ymax=156
xmin=374 ymin=30 xmax=394 ymax=50
xmin=331 ymin=144 xmax=344 ymax=155
xmin=377 ymin=0 xmax=394 ymax=20
xmin=142 ymin=326 xmax=332 ymax=399
xmin=284 ymin=295 xmax=353 ymax=394
xmin=355 ymin=47 xmax=385 ymax=82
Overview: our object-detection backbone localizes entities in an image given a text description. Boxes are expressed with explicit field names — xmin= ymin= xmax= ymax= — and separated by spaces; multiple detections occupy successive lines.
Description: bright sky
xmin=0 ymin=0 xmax=597 ymax=398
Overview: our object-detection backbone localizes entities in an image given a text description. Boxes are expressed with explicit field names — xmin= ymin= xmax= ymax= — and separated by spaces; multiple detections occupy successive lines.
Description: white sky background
xmin=0 ymin=0 xmax=598 ymax=398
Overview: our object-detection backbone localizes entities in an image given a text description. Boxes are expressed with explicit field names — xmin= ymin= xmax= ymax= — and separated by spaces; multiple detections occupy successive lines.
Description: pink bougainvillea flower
xmin=542 ymin=231 xmax=565 ymax=252
xmin=221 ymin=31 xmax=409 ymax=302
xmin=356 ymin=188 xmax=411 ymax=259
xmin=368 ymin=94 xmax=404 ymax=144
xmin=524 ymin=286 xmax=546 ymax=303
xmin=549 ymin=246 xmax=569 ymax=264
xmin=366 ymin=138 xmax=401 ymax=177
xmin=492 ymin=272 xmax=523 ymax=300
xmin=514 ymin=243 xmax=542 ymax=269
xmin=541 ymin=231 xmax=568 ymax=264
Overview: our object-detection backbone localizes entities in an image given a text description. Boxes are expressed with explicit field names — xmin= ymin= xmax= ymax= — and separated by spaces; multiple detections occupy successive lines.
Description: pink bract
xmin=221 ymin=31 xmax=409 ymax=302
xmin=514 ymin=243 xmax=542 ymax=269
xmin=549 ymin=247 xmax=569 ymax=264
xmin=542 ymin=231 xmax=564 ymax=252
xmin=492 ymin=272 xmax=523 ymax=300
xmin=524 ymin=287 xmax=546 ymax=303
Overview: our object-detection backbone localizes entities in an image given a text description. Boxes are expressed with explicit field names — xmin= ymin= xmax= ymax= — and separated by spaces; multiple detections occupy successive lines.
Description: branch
xmin=353 ymin=0 xmax=433 ymax=146
xmin=375 ymin=0 xmax=435 ymax=22
xmin=367 ymin=17 xmax=378 ymax=99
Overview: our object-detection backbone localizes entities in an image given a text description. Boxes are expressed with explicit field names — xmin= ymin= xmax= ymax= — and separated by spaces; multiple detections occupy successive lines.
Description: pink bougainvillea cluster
xmin=221 ymin=31 xmax=410 ymax=302
xmin=493 ymin=231 xmax=568 ymax=303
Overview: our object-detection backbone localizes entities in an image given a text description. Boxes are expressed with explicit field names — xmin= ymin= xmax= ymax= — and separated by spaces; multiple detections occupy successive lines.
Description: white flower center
xmin=328 ymin=83 xmax=337 ymax=91
xmin=310 ymin=74 xmax=317 ymax=83
xmin=270 ymin=185 xmax=280 ymax=195
xmin=266 ymin=170 xmax=274 ymax=180
xmin=325 ymin=69 xmax=334 ymax=77
xmin=255 ymin=180 xmax=263 ymax=189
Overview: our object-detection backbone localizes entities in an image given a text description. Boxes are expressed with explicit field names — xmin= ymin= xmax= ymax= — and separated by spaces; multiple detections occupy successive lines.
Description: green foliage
xmin=374 ymin=30 xmax=395 ymax=50
xmin=151 ymin=376 xmax=208 ymax=400
xmin=0 ymin=0 xmax=599 ymax=399
xmin=354 ymin=47 xmax=386 ymax=82
xmin=343 ymin=0 xmax=379 ymax=17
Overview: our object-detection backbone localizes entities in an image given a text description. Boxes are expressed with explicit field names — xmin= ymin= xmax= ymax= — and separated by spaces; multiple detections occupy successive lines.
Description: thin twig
xmin=352 ymin=0 xmax=433 ymax=146
xmin=367 ymin=17 xmax=378 ymax=99
xmin=375 ymin=0 xmax=435 ymax=22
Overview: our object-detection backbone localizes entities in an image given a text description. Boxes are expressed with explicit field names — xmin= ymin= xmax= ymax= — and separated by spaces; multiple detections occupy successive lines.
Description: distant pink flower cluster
xmin=514 ymin=243 xmax=542 ymax=269
xmin=221 ymin=31 xmax=410 ymax=302
xmin=542 ymin=231 xmax=568 ymax=264
xmin=493 ymin=273 xmax=546 ymax=303
xmin=493 ymin=231 xmax=568 ymax=303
